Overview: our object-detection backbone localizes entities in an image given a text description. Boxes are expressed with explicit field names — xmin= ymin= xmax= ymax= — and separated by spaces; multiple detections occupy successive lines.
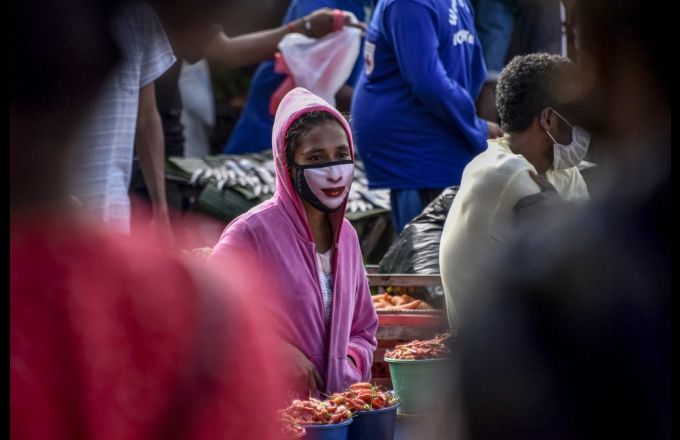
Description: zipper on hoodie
xmin=307 ymin=240 xmax=330 ymax=392
xmin=324 ymin=241 xmax=343 ymax=392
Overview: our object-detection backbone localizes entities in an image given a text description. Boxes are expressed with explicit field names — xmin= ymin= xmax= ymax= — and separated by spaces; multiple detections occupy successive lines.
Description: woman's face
xmin=292 ymin=120 xmax=354 ymax=210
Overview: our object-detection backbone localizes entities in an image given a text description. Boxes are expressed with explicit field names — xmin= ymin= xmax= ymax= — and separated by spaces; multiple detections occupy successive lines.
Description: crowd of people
xmin=11 ymin=0 xmax=669 ymax=438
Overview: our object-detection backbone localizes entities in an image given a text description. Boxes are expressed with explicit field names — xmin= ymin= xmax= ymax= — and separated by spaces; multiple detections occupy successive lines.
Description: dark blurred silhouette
xmin=451 ymin=0 xmax=671 ymax=439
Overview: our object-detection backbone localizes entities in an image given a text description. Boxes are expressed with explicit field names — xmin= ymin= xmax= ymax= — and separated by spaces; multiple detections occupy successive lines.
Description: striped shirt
xmin=70 ymin=1 xmax=175 ymax=233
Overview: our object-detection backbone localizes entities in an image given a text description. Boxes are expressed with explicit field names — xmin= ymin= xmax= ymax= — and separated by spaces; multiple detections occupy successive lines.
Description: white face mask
xmin=544 ymin=110 xmax=591 ymax=170
xmin=304 ymin=163 xmax=354 ymax=210
xmin=291 ymin=160 xmax=354 ymax=212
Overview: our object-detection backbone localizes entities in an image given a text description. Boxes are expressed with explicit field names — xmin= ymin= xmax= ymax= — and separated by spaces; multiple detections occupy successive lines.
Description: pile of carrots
xmin=371 ymin=293 xmax=433 ymax=311
xmin=385 ymin=332 xmax=452 ymax=360
xmin=280 ymin=397 xmax=352 ymax=425
xmin=279 ymin=383 xmax=398 ymax=432
xmin=328 ymin=382 xmax=398 ymax=412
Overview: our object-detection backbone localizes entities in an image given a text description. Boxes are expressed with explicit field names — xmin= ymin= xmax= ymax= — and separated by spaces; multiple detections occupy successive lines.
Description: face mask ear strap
xmin=542 ymin=108 xmax=571 ymax=145
xmin=541 ymin=110 xmax=558 ymax=144
xmin=552 ymin=109 xmax=573 ymax=128
xmin=544 ymin=127 xmax=559 ymax=145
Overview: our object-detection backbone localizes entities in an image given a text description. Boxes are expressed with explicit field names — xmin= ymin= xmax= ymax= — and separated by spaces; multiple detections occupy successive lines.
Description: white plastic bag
xmin=277 ymin=25 xmax=362 ymax=106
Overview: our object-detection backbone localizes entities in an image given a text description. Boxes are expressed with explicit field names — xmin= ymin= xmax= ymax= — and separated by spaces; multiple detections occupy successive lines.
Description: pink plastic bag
xmin=270 ymin=16 xmax=361 ymax=114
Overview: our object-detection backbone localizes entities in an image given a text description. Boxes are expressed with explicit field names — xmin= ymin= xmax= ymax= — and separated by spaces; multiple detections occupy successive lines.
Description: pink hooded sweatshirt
xmin=211 ymin=88 xmax=378 ymax=394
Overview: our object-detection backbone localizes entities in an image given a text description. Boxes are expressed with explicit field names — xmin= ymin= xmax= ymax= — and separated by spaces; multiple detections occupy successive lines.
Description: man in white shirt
xmin=440 ymin=53 xmax=591 ymax=327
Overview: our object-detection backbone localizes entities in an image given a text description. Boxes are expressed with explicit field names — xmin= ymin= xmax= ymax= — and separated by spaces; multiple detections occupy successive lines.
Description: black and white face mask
xmin=290 ymin=159 xmax=354 ymax=213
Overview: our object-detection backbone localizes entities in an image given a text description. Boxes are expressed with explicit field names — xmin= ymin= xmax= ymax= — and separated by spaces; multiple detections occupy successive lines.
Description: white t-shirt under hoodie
xmin=316 ymin=248 xmax=334 ymax=326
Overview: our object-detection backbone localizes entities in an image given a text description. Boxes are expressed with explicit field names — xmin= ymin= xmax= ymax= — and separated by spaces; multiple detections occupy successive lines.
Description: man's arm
xmin=135 ymin=82 xmax=173 ymax=240
xmin=204 ymin=9 xmax=365 ymax=68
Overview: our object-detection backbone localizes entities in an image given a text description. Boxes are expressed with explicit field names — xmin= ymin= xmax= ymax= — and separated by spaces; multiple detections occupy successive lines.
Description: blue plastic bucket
xmin=347 ymin=403 xmax=399 ymax=440
xmin=302 ymin=418 xmax=353 ymax=440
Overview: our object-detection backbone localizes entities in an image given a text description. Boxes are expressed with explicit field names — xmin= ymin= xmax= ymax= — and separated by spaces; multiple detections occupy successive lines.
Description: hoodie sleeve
xmin=346 ymin=235 xmax=379 ymax=381
xmin=210 ymin=219 xmax=263 ymax=287
xmin=383 ymin=0 xmax=488 ymax=154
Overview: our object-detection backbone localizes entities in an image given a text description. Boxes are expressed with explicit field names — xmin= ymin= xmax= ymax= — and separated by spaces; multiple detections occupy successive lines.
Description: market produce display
xmin=280 ymin=397 xmax=353 ymax=425
xmin=371 ymin=293 xmax=434 ymax=311
xmin=384 ymin=332 xmax=452 ymax=360
xmin=279 ymin=383 xmax=398 ymax=430
xmin=328 ymin=383 xmax=399 ymax=412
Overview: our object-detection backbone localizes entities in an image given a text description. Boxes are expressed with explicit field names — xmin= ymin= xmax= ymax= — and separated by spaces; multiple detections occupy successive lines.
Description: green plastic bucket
xmin=385 ymin=357 xmax=450 ymax=414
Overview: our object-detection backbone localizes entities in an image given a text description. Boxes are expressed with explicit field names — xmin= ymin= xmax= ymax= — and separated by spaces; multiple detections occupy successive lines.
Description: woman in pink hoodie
xmin=211 ymin=88 xmax=378 ymax=396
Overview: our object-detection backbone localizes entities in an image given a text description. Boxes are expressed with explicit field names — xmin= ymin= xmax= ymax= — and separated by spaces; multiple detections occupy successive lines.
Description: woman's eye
xmin=309 ymin=154 xmax=324 ymax=162
xmin=337 ymin=152 xmax=349 ymax=159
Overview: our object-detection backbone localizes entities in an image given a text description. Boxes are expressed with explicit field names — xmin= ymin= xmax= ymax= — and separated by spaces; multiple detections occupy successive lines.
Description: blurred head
xmin=574 ymin=0 xmax=669 ymax=156
xmin=496 ymin=53 xmax=586 ymax=173
xmin=284 ymin=111 xmax=353 ymax=214
xmin=10 ymin=0 xmax=121 ymax=213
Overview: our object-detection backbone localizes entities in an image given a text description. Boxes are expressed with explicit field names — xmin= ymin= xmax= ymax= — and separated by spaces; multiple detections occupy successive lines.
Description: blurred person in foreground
xmin=10 ymin=0 xmax=287 ymax=438
xmin=440 ymin=53 xmax=590 ymax=328
xmin=447 ymin=0 xmax=670 ymax=439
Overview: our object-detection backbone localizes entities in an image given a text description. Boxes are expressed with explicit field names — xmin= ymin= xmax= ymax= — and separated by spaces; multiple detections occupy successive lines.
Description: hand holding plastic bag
xmin=270 ymin=12 xmax=362 ymax=113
